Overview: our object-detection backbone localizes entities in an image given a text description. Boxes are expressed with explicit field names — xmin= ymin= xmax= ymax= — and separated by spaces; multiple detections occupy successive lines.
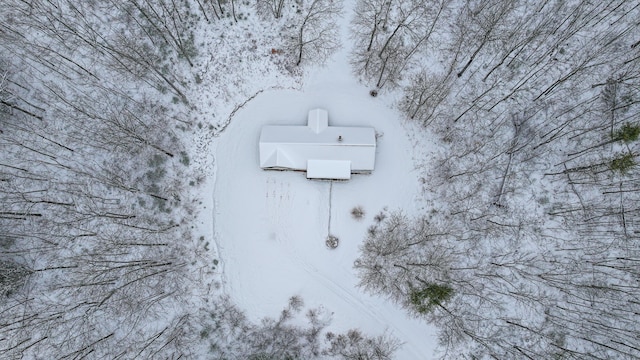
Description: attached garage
xmin=306 ymin=159 xmax=351 ymax=180
xmin=259 ymin=109 xmax=376 ymax=180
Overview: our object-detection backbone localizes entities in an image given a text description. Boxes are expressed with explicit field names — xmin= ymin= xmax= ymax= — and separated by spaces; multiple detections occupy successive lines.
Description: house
xmin=259 ymin=108 xmax=376 ymax=180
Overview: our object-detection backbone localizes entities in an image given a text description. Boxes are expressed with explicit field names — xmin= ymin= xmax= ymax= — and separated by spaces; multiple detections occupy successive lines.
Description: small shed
xmin=259 ymin=109 xmax=376 ymax=180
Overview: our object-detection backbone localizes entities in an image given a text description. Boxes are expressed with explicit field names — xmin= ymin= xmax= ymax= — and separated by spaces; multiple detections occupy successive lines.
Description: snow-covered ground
xmin=208 ymin=30 xmax=439 ymax=360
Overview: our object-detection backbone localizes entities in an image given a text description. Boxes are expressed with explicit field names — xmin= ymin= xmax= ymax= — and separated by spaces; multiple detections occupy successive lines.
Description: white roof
xmin=260 ymin=126 xmax=375 ymax=146
xmin=307 ymin=160 xmax=351 ymax=180
xmin=307 ymin=108 xmax=329 ymax=133
xmin=259 ymin=109 xmax=376 ymax=179
xmin=260 ymin=147 xmax=296 ymax=168
xmin=260 ymin=108 xmax=376 ymax=146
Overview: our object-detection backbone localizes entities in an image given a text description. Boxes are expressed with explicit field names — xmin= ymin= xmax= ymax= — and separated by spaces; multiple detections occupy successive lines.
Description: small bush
xmin=324 ymin=329 xmax=400 ymax=359
xmin=374 ymin=211 xmax=387 ymax=223
xmin=0 ymin=261 xmax=33 ymax=298
xmin=179 ymin=151 xmax=190 ymax=166
xmin=351 ymin=206 xmax=365 ymax=220
xmin=537 ymin=196 xmax=549 ymax=205
xmin=610 ymin=153 xmax=635 ymax=173
xmin=326 ymin=235 xmax=339 ymax=249
xmin=409 ymin=283 xmax=454 ymax=315
xmin=613 ymin=123 xmax=640 ymax=143
xmin=289 ymin=295 xmax=304 ymax=311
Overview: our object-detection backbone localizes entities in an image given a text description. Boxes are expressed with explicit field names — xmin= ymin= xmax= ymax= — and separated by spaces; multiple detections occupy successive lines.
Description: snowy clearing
xmin=204 ymin=2 xmax=440 ymax=357
xmin=212 ymin=82 xmax=438 ymax=357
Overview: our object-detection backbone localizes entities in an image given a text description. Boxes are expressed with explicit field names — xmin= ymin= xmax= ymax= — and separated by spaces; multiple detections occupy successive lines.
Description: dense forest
xmin=1 ymin=0 xmax=639 ymax=359
xmin=352 ymin=0 xmax=640 ymax=359
xmin=0 ymin=0 xmax=382 ymax=358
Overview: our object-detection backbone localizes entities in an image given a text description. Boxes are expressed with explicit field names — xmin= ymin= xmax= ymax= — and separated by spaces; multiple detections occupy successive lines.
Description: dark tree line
xmin=0 ymin=0 xmax=209 ymax=357
xmin=1 ymin=13 xmax=194 ymax=358
xmin=1 ymin=0 xmax=398 ymax=358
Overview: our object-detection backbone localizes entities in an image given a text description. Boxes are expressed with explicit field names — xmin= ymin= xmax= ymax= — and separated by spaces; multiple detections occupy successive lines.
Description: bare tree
xmin=357 ymin=1 xmax=640 ymax=357
xmin=0 ymin=0 xmax=197 ymax=356
xmin=351 ymin=0 xmax=452 ymax=88
xmin=289 ymin=0 xmax=342 ymax=67
xmin=200 ymin=295 xmax=402 ymax=359
xmin=324 ymin=329 xmax=401 ymax=360
xmin=399 ymin=70 xmax=453 ymax=126
xmin=256 ymin=0 xmax=289 ymax=19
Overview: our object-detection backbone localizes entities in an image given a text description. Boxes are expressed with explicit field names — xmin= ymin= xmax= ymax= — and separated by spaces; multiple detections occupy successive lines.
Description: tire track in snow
xmin=265 ymin=176 xmax=293 ymax=243
xmin=284 ymin=242 xmax=424 ymax=358
xmin=272 ymin=179 xmax=426 ymax=358
xmin=265 ymin=178 xmax=373 ymax=316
